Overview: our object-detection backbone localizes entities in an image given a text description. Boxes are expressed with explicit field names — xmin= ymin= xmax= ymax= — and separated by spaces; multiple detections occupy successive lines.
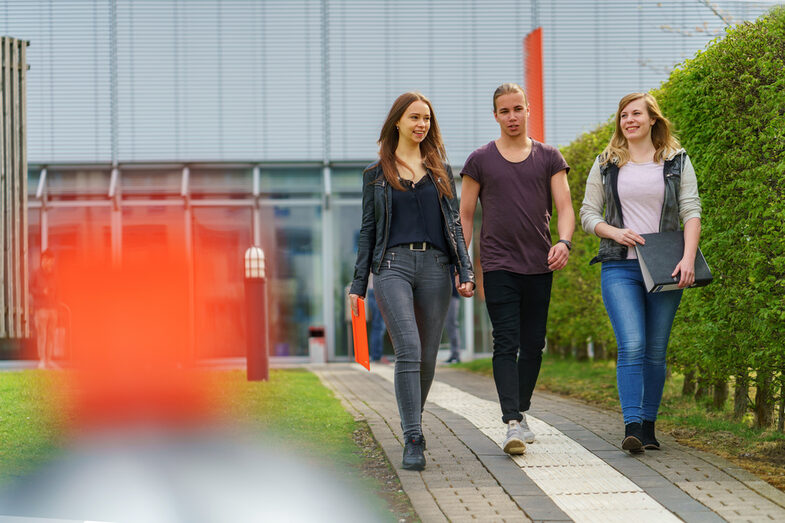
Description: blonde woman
xmin=580 ymin=93 xmax=701 ymax=453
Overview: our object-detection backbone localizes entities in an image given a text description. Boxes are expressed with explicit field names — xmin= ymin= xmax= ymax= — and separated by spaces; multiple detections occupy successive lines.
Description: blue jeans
xmin=374 ymin=245 xmax=452 ymax=437
xmin=601 ymin=260 xmax=682 ymax=425
xmin=366 ymin=288 xmax=387 ymax=361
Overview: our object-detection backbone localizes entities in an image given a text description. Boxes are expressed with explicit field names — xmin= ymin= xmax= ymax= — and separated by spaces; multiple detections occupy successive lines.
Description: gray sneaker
xmin=503 ymin=422 xmax=526 ymax=455
xmin=520 ymin=413 xmax=536 ymax=443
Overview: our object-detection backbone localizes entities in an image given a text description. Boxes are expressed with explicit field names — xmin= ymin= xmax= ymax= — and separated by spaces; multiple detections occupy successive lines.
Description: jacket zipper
xmin=377 ymin=178 xmax=390 ymax=270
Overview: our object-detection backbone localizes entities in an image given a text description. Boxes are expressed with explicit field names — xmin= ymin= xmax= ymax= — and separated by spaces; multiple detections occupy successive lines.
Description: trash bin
xmin=308 ymin=326 xmax=326 ymax=364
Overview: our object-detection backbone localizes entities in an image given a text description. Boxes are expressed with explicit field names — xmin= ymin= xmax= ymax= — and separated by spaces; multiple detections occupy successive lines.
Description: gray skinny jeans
xmin=374 ymin=245 xmax=452 ymax=438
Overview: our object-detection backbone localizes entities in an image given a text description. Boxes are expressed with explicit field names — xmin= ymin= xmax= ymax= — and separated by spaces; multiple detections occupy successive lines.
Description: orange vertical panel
xmin=524 ymin=27 xmax=545 ymax=142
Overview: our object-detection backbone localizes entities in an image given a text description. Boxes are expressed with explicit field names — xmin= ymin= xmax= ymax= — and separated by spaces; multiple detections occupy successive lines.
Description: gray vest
xmin=590 ymin=152 xmax=685 ymax=264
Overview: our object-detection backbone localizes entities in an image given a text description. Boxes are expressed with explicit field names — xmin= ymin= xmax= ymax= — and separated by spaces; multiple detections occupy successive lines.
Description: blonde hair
xmin=600 ymin=93 xmax=680 ymax=167
xmin=493 ymin=83 xmax=527 ymax=113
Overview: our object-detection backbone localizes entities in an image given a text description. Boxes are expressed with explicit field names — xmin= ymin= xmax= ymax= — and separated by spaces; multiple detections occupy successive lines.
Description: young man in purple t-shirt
xmin=460 ymin=83 xmax=574 ymax=455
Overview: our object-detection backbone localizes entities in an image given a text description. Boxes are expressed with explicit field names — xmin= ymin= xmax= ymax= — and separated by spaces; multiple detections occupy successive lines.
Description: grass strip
xmin=0 ymin=371 xmax=68 ymax=485
xmin=0 ymin=369 xmax=410 ymax=521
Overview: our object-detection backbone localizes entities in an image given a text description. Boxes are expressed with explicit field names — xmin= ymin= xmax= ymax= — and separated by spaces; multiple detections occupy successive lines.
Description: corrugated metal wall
xmin=0 ymin=36 xmax=29 ymax=338
xmin=0 ymin=0 xmax=780 ymax=164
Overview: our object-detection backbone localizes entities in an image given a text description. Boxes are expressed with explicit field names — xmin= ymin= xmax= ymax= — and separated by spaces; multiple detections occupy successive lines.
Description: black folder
xmin=634 ymin=231 xmax=713 ymax=293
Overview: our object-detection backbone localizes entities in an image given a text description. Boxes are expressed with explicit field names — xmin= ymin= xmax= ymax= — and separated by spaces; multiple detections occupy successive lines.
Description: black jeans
xmin=483 ymin=270 xmax=553 ymax=423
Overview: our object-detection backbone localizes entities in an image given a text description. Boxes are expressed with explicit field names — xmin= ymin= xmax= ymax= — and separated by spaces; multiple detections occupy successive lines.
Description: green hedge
xmin=548 ymin=7 xmax=785 ymax=422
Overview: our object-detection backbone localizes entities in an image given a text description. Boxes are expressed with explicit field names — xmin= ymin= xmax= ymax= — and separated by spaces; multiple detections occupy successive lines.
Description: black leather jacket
xmin=349 ymin=161 xmax=475 ymax=296
xmin=591 ymin=151 xmax=686 ymax=264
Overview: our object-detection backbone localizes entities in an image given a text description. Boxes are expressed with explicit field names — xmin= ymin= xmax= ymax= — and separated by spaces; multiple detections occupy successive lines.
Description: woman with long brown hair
xmin=349 ymin=92 xmax=475 ymax=470
xmin=580 ymin=92 xmax=702 ymax=453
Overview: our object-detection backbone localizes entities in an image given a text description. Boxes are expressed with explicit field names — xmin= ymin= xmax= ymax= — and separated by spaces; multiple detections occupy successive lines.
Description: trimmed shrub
xmin=549 ymin=7 xmax=785 ymax=426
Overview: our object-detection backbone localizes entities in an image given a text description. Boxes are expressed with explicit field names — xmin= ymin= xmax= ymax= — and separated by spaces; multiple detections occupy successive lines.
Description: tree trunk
xmin=694 ymin=373 xmax=711 ymax=402
xmin=682 ymin=370 xmax=696 ymax=397
xmin=733 ymin=372 xmax=748 ymax=421
xmin=594 ymin=342 xmax=606 ymax=361
xmin=712 ymin=378 xmax=729 ymax=410
xmin=778 ymin=376 xmax=784 ymax=433
xmin=575 ymin=342 xmax=589 ymax=362
xmin=754 ymin=371 xmax=774 ymax=429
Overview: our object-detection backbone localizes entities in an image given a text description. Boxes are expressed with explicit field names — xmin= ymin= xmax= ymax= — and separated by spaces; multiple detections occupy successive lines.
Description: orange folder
xmin=351 ymin=298 xmax=370 ymax=370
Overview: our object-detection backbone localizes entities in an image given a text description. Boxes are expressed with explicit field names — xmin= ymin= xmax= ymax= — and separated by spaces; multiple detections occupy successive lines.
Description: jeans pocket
xmin=434 ymin=254 xmax=449 ymax=271
xmin=380 ymin=251 xmax=396 ymax=271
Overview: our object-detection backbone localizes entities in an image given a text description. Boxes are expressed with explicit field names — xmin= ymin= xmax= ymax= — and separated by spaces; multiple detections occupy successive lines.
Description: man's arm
xmin=459 ymin=176 xmax=480 ymax=248
xmin=547 ymin=169 xmax=574 ymax=270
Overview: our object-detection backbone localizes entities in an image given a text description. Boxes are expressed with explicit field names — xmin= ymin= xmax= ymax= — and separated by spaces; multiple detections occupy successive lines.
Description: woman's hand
xmin=672 ymin=257 xmax=696 ymax=288
xmin=611 ymin=227 xmax=645 ymax=247
xmin=348 ymin=293 xmax=360 ymax=317
xmin=455 ymin=275 xmax=475 ymax=298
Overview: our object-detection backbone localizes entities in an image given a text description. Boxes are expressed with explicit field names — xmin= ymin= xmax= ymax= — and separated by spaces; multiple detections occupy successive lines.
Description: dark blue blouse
xmin=387 ymin=174 xmax=448 ymax=255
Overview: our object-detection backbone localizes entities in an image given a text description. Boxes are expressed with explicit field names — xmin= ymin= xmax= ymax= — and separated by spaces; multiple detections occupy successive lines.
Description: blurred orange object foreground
xmin=351 ymin=298 xmax=369 ymax=370
xmin=60 ymin=246 xmax=211 ymax=429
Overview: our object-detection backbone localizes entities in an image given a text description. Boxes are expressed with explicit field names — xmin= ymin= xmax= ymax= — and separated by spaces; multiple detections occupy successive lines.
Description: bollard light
xmin=244 ymin=246 xmax=268 ymax=381
xmin=244 ymin=247 xmax=265 ymax=280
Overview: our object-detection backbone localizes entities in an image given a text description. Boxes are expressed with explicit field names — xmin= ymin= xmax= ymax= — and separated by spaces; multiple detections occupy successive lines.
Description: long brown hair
xmin=372 ymin=92 xmax=452 ymax=198
xmin=600 ymin=92 xmax=680 ymax=167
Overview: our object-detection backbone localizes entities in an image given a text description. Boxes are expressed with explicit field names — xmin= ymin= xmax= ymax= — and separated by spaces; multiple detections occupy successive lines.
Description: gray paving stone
xmin=316 ymin=365 xmax=785 ymax=523
xmin=675 ymin=511 xmax=727 ymax=523
xmin=512 ymin=495 xmax=573 ymax=521
xmin=634 ymin=474 xmax=682 ymax=489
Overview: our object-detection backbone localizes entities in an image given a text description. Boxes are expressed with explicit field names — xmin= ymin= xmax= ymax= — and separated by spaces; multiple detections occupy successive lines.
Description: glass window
xmin=28 ymin=168 xmax=42 ymax=198
xmin=331 ymin=202 xmax=363 ymax=358
xmin=28 ymin=208 xmax=41 ymax=270
xmin=47 ymin=207 xmax=112 ymax=267
xmin=121 ymin=206 xmax=186 ymax=266
xmin=192 ymin=207 xmax=253 ymax=359
xmin=260 ymin=167 xmax=322 ymax=198
xmin=46 ymin=168 xmax=112 ymax=200
xmin=190 ymin=166 xmax=252 ymax=198
xmin=331 ymin=167 xmax=366 ymax=197
xmin=259 ymin=203 xmax=323 ymax=356
xmin=121 ymin=167 xmax=182 ymax=199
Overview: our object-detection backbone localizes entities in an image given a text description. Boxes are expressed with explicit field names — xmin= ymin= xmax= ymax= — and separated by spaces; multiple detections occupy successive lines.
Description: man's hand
xmin=547 ymin=242 xmax=570 ymax=271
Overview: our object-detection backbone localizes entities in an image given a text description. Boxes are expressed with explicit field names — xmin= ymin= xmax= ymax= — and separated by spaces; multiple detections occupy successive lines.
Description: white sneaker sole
xmin=522 ymin=432 xmax=535 ymax=444
xmin=503 ymin=437 xmax=526 ymax=455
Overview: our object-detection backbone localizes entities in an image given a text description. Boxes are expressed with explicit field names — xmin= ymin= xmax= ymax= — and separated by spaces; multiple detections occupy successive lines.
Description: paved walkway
xmin=316 ymin=363 xmax=785 ymax=523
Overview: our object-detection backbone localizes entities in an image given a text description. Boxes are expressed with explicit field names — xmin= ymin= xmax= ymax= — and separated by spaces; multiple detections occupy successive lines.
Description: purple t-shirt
xmin=461 ymin=140 xmax=570 ymax=275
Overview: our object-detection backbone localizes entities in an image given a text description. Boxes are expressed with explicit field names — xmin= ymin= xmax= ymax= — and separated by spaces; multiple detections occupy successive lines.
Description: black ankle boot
xmin=622 ymin=422 xmax=644 ymax=454
xmin=402 ymin=433 xmax=426 ymax=470
xmin=642 ymin=420 xmax=660 ymax=450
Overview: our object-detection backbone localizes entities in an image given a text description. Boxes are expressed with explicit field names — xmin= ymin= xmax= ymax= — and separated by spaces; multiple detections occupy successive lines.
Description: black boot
xmin=402 ymin=420 xmax=426 ymax=450
xmin=622 ymin=422 xmax=644 ymax=454
xmin=402 ymin=433 xmax=426 ymax=470
xmin=642 ymin=420 xmax=660 ymax=450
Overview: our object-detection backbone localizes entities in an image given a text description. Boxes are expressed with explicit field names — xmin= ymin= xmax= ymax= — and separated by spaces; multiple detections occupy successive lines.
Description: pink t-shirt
xmin=617 ymin=161 xmax=664 ymax=259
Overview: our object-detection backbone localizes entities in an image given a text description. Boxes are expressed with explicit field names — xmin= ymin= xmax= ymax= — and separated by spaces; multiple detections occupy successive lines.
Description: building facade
xmin=4 ymin=0 xmax=780 ymax=360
